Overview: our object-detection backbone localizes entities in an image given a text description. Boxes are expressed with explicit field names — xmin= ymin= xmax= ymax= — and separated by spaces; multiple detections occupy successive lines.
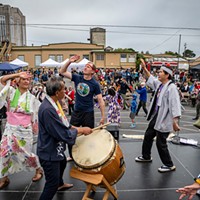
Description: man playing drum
xmin=60 ymin=55 xmax=105 ymax=159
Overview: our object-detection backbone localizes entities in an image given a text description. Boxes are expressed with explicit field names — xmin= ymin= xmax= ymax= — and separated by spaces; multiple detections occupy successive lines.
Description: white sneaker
xmin=130 ymin=123 xmax=136 ymax=128
xmin=135 ymin=156 xmax=152 ymax=162
xmin=158 ymin=165 xmax=176 ymax=173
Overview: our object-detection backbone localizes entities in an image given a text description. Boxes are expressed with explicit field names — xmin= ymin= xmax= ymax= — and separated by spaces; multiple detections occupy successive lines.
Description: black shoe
xmin=193 ymin=117 xmax=198 ymax=120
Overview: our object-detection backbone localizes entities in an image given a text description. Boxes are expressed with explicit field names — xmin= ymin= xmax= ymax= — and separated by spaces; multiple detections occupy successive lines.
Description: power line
xmin=25 ymin=23 xmax=200 ymax=31
xmin=27 ymin=25 xmax=200 ymax=37
xmin=12 ymin=23 xmax=200 ymax=31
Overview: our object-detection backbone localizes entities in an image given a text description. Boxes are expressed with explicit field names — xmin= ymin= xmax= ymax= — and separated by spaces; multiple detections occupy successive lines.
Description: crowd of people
xmin=0 ymin=56 xmax=199 ymax=199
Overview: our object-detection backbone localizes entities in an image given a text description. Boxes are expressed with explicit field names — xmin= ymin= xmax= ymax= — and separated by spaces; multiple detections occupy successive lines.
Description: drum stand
xmin=70 ymin=167 xmax=118 ymax=200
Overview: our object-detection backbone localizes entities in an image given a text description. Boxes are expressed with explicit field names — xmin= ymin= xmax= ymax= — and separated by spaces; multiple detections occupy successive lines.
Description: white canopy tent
xmin=67 ymin=58 xmax=90 ymax=72
xmin=10 ymin=58 xmax=29 ymax=67
xmin=60 ymin=58 xmax=69 ymax=65
xmin=39 ymin=58 xmax=62 ymax=67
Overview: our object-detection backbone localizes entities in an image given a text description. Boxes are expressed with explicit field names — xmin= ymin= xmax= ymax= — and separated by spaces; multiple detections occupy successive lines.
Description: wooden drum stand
xmin=70 ymin=167 xmax=118 ymax=200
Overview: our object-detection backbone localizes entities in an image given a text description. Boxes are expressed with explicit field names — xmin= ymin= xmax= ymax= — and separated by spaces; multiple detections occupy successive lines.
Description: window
xmin=0 ymin=15 xmax=6 ymax=41
xmin=22 ymin=25 xmax=26 ymax=46
xmin=96 ymin=54 xmax=104 ymax=60
xmin=69 ymin=54 xmax=75 ymax=58
xmin=83 ymin=54 xmax=89 ymax=60
xmin=35 ymin=55 xmax=41 ymax=67
xmin=10 ymin=17 xmax=14 ymax=42
xmin=57 ymin=55 xmax=63 ymax=63
xmin=49 ymin=55 xmax=56 ymax=60
xmin=120 ymin=54 xmax=127 ymax=62
xmin=16 ymin=20 xmax=21 ymax=46
xmin=128 ymin=54 xmax=136 ymax=62
xmin=18 ymin=55 xmax=25 ymax=61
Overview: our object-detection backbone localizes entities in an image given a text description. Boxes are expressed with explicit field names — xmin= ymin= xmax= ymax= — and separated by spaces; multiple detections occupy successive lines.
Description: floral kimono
xmin=0 ymin=79 xmax=41 ymax=178
xmin=103 ymin=93 xmax=123 ymax=124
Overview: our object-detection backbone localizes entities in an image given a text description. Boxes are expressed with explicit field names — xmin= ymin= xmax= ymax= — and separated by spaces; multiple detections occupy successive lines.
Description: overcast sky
xmin=1 ymin=0 xmax=200 ymax=57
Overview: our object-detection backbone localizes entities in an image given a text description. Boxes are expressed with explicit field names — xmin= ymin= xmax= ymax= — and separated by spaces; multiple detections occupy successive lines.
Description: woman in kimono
xmin=0 ymin=72 xmax=43 ymax=189
xmin=103 ymin=87 xmax=123 ymax=126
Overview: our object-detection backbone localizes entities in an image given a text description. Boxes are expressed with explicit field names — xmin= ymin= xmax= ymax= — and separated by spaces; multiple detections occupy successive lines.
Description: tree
xmin=135 ymin=53 xmax=144 ymax=71
xmin=183 ymin=49 xmax=196 ymax=58
xmin=165 ymin=51 xmax=180 ymax=56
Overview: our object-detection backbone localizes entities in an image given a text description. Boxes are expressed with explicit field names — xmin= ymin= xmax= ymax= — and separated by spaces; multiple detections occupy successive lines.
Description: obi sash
xmin=6 ymin=111 xmax=31 ymax=127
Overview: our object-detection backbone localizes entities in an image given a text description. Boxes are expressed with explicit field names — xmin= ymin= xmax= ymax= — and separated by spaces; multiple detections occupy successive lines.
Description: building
xmin=0 ymin=4 xmax=26 ymax=46
xmin=0 ymin=4 xmax=26 ymax=62
xmin=89 ymin=27 xmax=106 ymax=47
xmin=144 ymin=54 xmax=189 ymax=71
xmin=9 ymin=42 xmax=136 ymax=70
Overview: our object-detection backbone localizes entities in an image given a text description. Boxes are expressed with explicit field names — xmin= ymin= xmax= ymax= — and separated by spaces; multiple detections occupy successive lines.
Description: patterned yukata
xmin=0 ymin=79 xmax=41 ymax=178
xmin=103 ymin=93 xmax=123 ymax=124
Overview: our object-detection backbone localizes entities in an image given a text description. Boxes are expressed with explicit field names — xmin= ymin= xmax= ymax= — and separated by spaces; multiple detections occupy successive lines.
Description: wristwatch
xmin=194 ymin=178 xmax=200 ymax=185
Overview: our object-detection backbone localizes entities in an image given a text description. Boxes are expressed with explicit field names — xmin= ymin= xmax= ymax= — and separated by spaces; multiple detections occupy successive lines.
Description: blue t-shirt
xmin=72 ymin=74 xmax=101 ymax=112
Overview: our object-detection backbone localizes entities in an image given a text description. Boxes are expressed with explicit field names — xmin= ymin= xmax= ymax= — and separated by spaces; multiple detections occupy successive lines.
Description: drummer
xmin=60 ymin=55 xmax=105 ymax=159
xmin=37 ymin=76 xmax=92 ymax=200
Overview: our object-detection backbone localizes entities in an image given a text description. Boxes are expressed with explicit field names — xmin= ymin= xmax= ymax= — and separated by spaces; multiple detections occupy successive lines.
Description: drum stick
xmin=92 ymin=122 xmax=111 ymax=131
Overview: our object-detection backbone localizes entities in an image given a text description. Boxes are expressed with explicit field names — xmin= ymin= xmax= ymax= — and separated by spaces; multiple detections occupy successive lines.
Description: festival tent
xmin=60 ymin=58 xmax=69 ymax=65
xmin=78 ymin=58 xmax=90 ymax=65
xmin=39 ymin=58 xmax=62 ymax=67
xmin=0 ymin=62 xmax=22 ymax=71
xmin=10 ymin=58 xmax=29 ymax=67
xmin=67 ymin=58 xmax=90 ymax=72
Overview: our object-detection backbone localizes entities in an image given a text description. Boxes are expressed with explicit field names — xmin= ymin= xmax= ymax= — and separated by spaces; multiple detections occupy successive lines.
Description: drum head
xmin=72 ymin=129 xmax=115 ymax=169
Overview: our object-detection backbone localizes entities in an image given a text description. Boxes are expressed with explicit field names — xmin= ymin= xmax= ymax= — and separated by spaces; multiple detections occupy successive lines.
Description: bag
xmin=193 ymin=118 xmax=200 ymax=129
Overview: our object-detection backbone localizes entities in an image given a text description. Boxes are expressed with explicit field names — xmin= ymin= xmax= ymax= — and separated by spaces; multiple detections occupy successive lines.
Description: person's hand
xmin=176 ymin=182 xmax=200 ymax=200
xmin=99 ymin=117 xmax=105 ymax=125
xmin=18 ymin=71 xmax=32 ymax=79
xmin=77 ymin=127 xmax=92 ymax=136
xmin=140 ymin=58 xmax=147 ymax=70
xmin=173 ymin=118 xmax=181 ymax=132
xmin=69 ymin=55 xmax=80 ymax=63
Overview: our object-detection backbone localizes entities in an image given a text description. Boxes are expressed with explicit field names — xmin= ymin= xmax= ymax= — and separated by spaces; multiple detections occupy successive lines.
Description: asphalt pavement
xmin=0 ymin=98 xmax=200 ymax=200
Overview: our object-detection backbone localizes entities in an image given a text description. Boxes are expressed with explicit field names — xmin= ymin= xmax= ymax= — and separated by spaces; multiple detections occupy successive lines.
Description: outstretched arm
xmin=59 ymin=55 xmax=80 ymax=79
xmin=140 ymin=58 xmax=150 ymax=78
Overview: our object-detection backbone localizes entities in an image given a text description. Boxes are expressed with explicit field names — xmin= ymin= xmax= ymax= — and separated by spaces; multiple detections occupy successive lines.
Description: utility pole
xmin=183 ymin=43 xmax=187 ymax=58
xmin=177 ymin=34 xmax=181 ymax=70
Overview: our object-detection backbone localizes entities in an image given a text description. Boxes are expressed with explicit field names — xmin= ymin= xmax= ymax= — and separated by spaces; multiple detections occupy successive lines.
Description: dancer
xmin=135 ymin=60 xmax=181 ymax=173
xmin=0 ymin=72 xmax=43 ymax=189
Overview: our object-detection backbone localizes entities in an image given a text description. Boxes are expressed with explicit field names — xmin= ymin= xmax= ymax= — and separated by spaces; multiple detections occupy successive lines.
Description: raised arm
xmin=140 ymin=58 xmax=150 ymax=78
xmin=1 ymin=72 xmax=30 ymax=86
xmin=59 ymin=55 xmax=80 ymax=79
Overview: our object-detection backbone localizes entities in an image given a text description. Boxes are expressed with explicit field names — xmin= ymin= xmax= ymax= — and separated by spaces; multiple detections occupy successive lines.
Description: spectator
xmin=135 ymin=82 xmax=148 ymax=117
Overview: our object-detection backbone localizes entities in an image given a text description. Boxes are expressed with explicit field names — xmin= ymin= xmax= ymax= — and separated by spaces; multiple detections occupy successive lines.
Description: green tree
xmin=165 ymin=51 xmax=180 ymax=56
xmin=183 ymin=49 xmax=196 ymax=58
xmin=135 ymin=53 xmax=144 ymax=71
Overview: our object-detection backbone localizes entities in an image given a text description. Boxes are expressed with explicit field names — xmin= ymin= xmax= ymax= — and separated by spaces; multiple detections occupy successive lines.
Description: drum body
xmin=72 ymin=129 xmax=125 ymax=185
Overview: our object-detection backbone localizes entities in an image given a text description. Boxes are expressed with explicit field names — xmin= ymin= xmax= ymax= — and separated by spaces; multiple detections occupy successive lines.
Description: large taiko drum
xmin=72 ymin=128 xmax=125 ymax=185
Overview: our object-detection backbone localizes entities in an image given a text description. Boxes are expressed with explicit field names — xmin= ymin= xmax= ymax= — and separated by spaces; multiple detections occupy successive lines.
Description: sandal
xmin=57 ymin=183 xmax=73 ymax=191
xmin=32 ymin=168 xmax=43 ymax=182
xmin=0 ymin=177 xmax=10 ymax=189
